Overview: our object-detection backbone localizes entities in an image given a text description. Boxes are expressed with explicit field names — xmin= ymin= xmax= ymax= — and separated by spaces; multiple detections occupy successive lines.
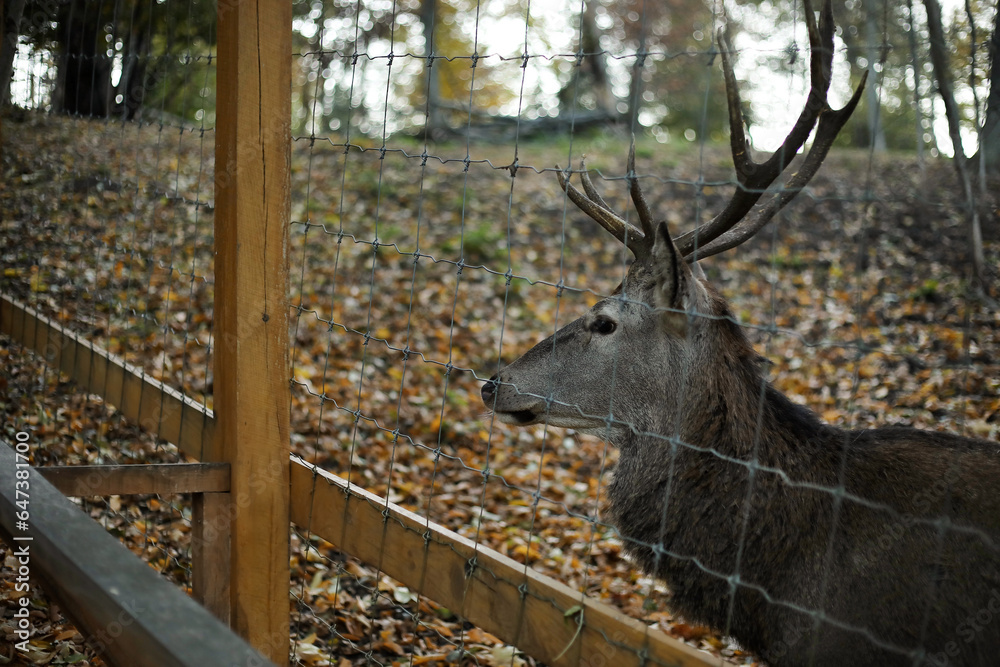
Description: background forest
xmin=3 ymin=0 xmax=999 ymax=155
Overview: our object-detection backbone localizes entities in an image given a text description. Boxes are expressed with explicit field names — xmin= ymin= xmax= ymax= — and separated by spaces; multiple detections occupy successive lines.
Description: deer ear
xmin=649 ymin=221 xmax=693 ymax=333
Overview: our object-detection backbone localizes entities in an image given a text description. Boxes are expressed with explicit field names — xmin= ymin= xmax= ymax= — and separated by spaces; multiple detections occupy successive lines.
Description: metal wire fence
xmin=282 ymin=1 xmax=1000 ymax=664
xmin=2 ymin=0 xmax=999 ymax=665
xmin=1 ymin=0 xmax=217 ymax=659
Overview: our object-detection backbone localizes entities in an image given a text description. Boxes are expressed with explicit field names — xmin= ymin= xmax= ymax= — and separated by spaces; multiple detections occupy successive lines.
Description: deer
xmin=479 ymin=2 xmax=1000 ymax=665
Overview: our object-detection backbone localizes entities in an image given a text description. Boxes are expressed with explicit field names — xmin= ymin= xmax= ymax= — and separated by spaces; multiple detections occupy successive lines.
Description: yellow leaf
xmin=29 ymin=269 xmax=47 ymax=293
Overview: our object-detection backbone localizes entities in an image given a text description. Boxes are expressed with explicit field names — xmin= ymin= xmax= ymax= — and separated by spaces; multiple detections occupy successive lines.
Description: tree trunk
xmin=420 ymin=0 xmax=445 ymax=139
xmin=905 ymin=0 xmax=926 ymax=162
xmin=56 ymin=0 xmax=109 ymax=117
xmin=923 ymin=0 xmax=987 ymax=290
xmin=624 ymin=0 xmax=646 ymax=131
xmin=865 ymin=0 xmax=887 ymax=151
xmin=559 ymin=0 xmax=616 ymax=119
xmin=581 ymin=0 xmax=612 ymax=116
xmin=1 ymin=0 xmax=27 ymax=107
xmin=119 ymin=27 xmax=149 ymax=119
xmin=974 ymin=2 xmax=1000 ymax=174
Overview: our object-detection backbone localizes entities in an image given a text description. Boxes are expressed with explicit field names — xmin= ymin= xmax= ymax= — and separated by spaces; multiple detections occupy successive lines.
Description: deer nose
xmin=481 ymin=374 xmax=499 ymax=405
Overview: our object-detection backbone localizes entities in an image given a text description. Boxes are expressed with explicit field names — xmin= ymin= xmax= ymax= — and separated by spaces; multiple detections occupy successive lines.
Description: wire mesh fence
xmin=2 ymin=0 xmax=1000 ymax=665
xmin=283 ymin=0 xmax=1000 ymax=664
xmin=1 ymin=0 xmax=217 ymax=661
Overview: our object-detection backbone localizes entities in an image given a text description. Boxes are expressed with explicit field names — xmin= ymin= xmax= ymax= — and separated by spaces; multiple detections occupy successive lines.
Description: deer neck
xmin=604 ymin=320 xmax=830 ymax=614
xmin=619 ymin=312 xmax=829 ymax=473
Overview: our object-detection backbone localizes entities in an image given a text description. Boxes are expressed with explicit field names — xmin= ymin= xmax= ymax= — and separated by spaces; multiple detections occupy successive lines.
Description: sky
xmin=10 ymin=0 xmax=984 ymax=154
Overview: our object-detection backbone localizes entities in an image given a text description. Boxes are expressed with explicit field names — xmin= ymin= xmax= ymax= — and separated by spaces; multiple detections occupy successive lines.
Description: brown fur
xmin=608 ymin=290 xmax=1000 ymax=666
xmin=483 ymin=225 xmax=1000 ymax=666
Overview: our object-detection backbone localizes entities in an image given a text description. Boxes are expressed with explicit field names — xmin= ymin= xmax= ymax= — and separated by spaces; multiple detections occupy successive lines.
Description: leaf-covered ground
xmin=1 ymin=110 xmax=998 ymax=666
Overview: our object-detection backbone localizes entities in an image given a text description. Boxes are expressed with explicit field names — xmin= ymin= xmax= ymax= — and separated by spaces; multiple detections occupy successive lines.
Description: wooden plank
xmin=214 ymin=0 xmax=292 ymax=657
xmin=37 ymin=463 xmax=230 ymax=497
xmin=0 ymin=294 xmax=711 ymax=665
xmin=289 ymin=458 xmax=716 ymax=667
xmin=193 ymin=492 xmax=232 ymax=625
xmin=0 ymin=441 xmax=274 ymax=667
xmin=0 ymin=294 xmax=215 ymax=462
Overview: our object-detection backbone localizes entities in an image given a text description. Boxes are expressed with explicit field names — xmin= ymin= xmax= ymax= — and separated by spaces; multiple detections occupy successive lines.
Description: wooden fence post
xmin=214 ymin=0 xmax=292 ymax=660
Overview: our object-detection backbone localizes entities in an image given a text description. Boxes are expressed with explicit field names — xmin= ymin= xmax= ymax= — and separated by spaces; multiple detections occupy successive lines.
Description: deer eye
xmin=590 ymin=316 xmax=617 ymax=335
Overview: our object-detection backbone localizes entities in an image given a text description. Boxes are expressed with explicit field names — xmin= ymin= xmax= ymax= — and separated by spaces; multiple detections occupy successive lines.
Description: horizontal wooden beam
xmin=1 ymin=293 xmax=715 ymax=666
xmin=0 ymin=294 xmax=216 ymax=462
xmin=37 ymin=463 xmax=230 ymax=497
xmin=289 ymin=457 xmax=715 ymax=667
xmin=0 ymin=440 xmax=272 ymax=667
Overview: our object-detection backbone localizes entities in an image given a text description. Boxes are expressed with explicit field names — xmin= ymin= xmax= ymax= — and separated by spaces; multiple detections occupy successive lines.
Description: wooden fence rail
xmin=0 ymin=292 xmax=717 ymax=667
xmin=37 ymin=463 xmax=230 ymax=497
xmin=0 ymin=295 xmax=215 ymax=462
xmin=0 ymin=441 xmax=274 ymax=667
xmin=289 ymin=458 xmax=714 ymax=667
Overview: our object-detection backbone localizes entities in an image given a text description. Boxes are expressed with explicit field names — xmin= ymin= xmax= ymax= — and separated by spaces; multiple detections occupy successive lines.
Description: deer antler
xmin=556 ymin=142 xmax=657 ymax=261
xmin=557 ymin=0 xmax=865 ymax=264
xmin=674 ymin=0 xmax=866 ymax=260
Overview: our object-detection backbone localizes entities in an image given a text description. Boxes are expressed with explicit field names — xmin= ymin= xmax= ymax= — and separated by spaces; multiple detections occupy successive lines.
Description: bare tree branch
xmin=922 ymin=0 xmax=988 ymax=292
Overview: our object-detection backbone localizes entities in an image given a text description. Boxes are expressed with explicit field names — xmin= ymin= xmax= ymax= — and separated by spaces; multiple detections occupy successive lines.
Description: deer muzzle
xmin=481 ymin=373 xmax=545 ymax=425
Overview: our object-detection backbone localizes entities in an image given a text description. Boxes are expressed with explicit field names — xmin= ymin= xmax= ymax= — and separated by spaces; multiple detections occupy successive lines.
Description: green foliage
xmin=144 ymin=33 xmax=217 ymax=125
xmin=916 ymin=278 xmax=941 ymax=301
xmin=15 ymin=0 xmax=216 ymax=121
xmin=441 ymin=220 xmax=506 ymax=265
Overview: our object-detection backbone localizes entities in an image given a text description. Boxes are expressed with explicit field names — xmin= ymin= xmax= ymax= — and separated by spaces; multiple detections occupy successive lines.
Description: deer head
xmin=478 ymin=8 xmax=1000 ymax=664
xmin=481 ymin=0 xmax=866 ymax=446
